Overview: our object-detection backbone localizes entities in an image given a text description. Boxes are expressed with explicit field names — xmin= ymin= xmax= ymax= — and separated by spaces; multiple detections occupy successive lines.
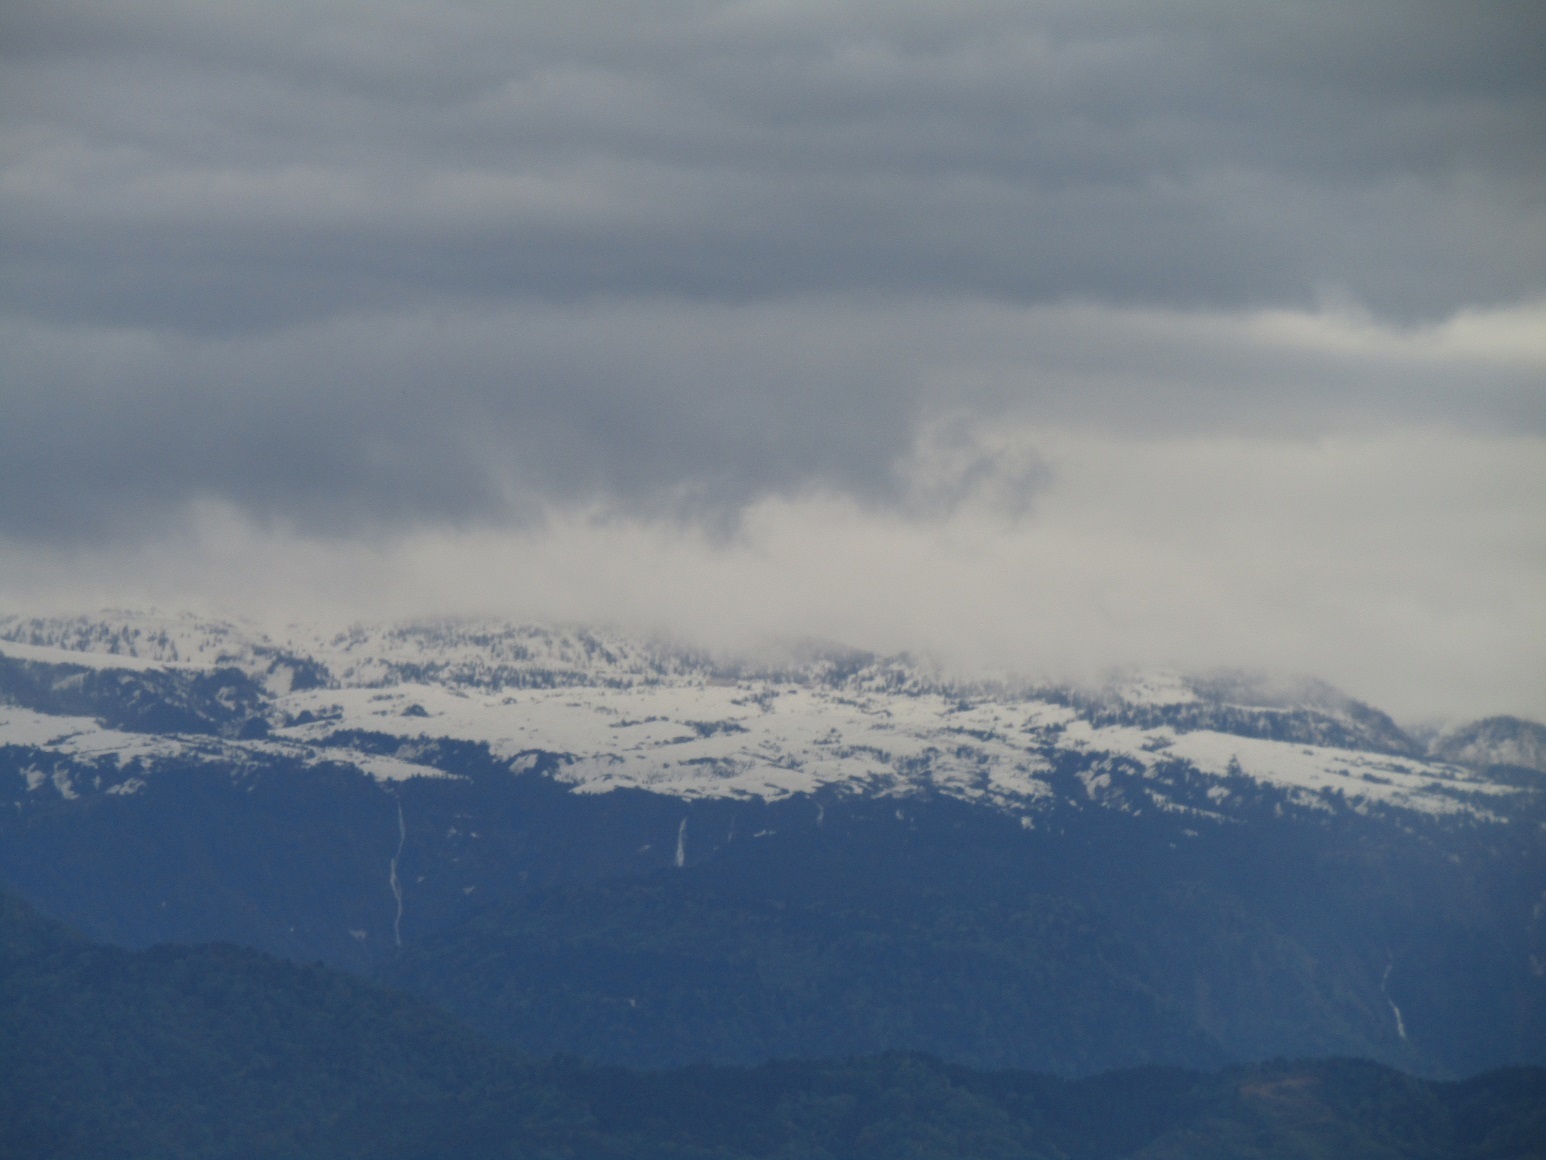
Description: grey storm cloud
xmin=1 ymin=0 xmax=1543 ymax=538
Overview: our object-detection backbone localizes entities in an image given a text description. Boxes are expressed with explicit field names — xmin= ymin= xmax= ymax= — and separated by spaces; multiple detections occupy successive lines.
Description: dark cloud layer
xmin=3 ymin=298 xmax=1539 ymax=541
xmin=1 ymin=0 xmax=1542 ymax=538
xmin=6 ymin=0 xmax=1543 ymax=326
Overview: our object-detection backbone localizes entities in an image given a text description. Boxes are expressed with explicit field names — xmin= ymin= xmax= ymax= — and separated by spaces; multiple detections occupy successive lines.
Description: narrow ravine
xmin=389 ymin=798 xmax=406 ymax=947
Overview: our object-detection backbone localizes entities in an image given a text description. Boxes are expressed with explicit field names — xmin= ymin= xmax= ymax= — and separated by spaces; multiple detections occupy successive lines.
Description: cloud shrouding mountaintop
xmin=0 ymin=0 xmax=1542 ymax=720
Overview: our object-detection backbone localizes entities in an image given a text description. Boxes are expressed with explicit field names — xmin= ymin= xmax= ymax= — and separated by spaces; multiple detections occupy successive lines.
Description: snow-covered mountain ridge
xmin=0 ymin=611 xmax=1538 ymax=823
xmin=4 ymin=612 xmax=1543 ymax=1079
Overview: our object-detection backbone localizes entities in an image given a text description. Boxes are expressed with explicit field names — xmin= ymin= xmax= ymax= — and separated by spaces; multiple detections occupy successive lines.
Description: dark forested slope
xmin=3 ymin=894 xmax=1542 ymax=1160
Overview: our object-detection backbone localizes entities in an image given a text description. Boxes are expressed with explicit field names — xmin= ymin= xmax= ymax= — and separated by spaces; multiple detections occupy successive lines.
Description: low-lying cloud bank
xmin=4 ymin=424 xmax=1541 ymax=725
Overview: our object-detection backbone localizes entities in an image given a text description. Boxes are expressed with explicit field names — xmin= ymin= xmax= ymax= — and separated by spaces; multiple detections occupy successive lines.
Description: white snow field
xmin=0 ymin=613 xmax=1519 ymax=820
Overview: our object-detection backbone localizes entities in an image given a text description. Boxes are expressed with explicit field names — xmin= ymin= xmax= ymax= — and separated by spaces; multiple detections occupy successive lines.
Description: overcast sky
xmin=2 ymin=0 xmax=1543 ymax=721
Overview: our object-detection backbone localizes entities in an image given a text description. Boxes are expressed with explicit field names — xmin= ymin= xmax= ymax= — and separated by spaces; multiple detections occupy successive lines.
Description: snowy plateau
xmin=0 ymin=611 xmax=1532 ymax=825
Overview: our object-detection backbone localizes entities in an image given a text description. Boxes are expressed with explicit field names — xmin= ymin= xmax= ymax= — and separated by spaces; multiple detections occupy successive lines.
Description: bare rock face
xmin=1431 ymin=715 xmax=1546 ymax=774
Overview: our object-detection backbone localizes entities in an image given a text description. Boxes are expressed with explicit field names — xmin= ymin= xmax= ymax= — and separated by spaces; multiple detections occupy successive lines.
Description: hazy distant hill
xmin=1432 ymin=716 xmax=1546 ymax=775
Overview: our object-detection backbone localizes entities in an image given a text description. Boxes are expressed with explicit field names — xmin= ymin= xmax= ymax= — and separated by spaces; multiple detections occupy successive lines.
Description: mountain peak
xmin=1431 ymin=715 xmax=1546 ymax=774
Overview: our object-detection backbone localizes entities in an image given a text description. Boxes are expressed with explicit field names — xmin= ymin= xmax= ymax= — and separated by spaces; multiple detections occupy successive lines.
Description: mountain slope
xmin=1433 ymin=716 xmax=1546 ymax=775
xmin=0 ymin=893 xmax=524 ymax=1160
xmin=1 ymin=611 xmax=1543 ymax=1078
xmin=3 ymin=893 xmax=1543 ymax=1160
